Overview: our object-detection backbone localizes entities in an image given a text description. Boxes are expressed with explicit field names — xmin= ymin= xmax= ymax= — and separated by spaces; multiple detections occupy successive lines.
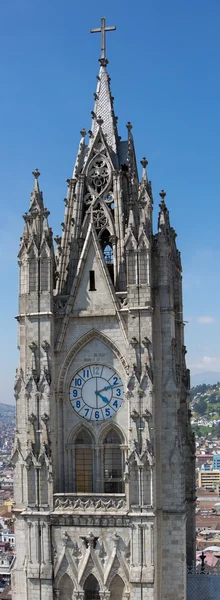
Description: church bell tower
xmin=12 ymin=18 xmax=195 ymax=600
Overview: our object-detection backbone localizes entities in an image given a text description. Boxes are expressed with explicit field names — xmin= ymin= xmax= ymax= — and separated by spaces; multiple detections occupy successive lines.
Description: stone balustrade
xmin=53 ymin=492 xmax=127 ymax=513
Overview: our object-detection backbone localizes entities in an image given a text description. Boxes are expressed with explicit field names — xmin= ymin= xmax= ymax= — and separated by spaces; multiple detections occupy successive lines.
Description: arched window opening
xmin=75 ymin=429 xmax=93 ymax=493
xmin=84 ymin=574 xmax=100 ymax=600
xmin=127 ymin=251 xmax=137 ymax=285
xmin=40 ymin=252 xmax=49 ymax=291
xmin=29 ymin=253 xmax=37 ymax=292
xmin=103 ymin=429 xmax=124 ymax=493
xmin=109 ymin=575 xmax=125 ymax=600
xmin=99 ymin=229 xmax=114 ymax=283
xmin=59 ymin=574 xmax=74 ymax=600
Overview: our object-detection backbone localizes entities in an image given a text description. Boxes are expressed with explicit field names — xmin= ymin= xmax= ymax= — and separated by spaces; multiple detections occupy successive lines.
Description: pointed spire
xmin=72 ymin=129 xmax=87 ymax=178
xmin=126 ymin=122 xmax=138 ymax=175
xmin=90 ymin=61 xmax=119 ymax=153
xmin=32 ymin=168 xmax=40 ymax=193
xmin=158 ymin=190 xmax=171 ymax=231
xmin=30 ymin=169 xmax=44 ymax=212
xmin=140 ymin=157 xmax=148 ymax=182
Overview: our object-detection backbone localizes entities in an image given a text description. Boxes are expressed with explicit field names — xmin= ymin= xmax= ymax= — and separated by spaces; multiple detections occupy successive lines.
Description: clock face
xmin=69 ymin=364 xmax=124 ymax=421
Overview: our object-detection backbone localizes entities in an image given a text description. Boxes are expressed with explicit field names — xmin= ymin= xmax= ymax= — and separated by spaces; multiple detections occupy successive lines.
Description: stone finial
xmin=80 ymin=128 xmax=86 ymax=138
xmin=159 ymin=189 xmax=166 ymax=201
xmin=112 ymin=532 xmax=120 ymax=548
xmin=99 ymin=57 xmax=109 ymax=67
xmin=32 ymin=168 xmax=40 ymax=180
xmin=140 ymin=157 xmax=148 ymax=169
xmin=32 ymin=168 xmax=41 ymax=194
xmin=126 ymin=121 xmax=133 ymax=132
xmin=54 ymin=235 xmax=61 ymax=246
xmin=140 ymin=157 xmax=148 ymax=182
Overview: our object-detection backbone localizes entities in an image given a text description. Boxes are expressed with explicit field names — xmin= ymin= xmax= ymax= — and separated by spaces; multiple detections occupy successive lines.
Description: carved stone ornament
xmin=93 ymin=205 xmax=108 ymax=230
xmin=86 ymin=154 xmax=111 ymax=196
xmin=54 ymin=496 xmax=126 ymax=512
xmin=53 ymin=297 xmax=67 ymax=315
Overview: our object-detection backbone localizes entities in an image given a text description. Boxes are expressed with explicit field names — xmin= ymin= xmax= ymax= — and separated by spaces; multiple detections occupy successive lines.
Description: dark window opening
xmin=103 ymin=429 xmax=124 ymax=493
xmin=84 ymin=575 xmax=100 ymax=600
xmin=99 ymin=229 xmax=114 ymax=284
xmin=89 ymin=270 xmax=96 ymax=291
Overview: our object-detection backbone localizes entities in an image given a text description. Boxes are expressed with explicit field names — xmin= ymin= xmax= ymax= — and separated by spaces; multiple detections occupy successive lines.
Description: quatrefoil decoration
xmin=86 ymin=154 xmax=111 ymax=197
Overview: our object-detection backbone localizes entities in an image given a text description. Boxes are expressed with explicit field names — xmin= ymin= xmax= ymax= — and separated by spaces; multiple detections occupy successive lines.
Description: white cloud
xmin=188 ymin=355 xmax=220 ymax=373
xmin=197 ymin=316 xmax=215 ymax=325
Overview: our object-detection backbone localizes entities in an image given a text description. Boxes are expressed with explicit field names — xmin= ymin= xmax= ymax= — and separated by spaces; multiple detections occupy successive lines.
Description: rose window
xmin=87 ymin=154 xmax=111 ymax=196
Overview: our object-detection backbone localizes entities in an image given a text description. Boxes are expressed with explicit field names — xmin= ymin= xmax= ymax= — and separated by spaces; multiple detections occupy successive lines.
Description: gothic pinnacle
xmin=32 ymin=168 xmax=40 ymax=192
xmin=159 ymin=189 xmax=166 ymax=201
xmin=140 ymin=157 xmax=148 ymax=181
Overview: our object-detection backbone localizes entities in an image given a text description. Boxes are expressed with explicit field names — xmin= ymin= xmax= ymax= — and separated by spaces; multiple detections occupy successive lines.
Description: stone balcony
xmin=53 ymin=493 xmax=127 ymax=513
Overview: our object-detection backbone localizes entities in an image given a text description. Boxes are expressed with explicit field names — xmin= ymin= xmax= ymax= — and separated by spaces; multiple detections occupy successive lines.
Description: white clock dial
xmin=69 ymin=364 xmax=124 ymax=421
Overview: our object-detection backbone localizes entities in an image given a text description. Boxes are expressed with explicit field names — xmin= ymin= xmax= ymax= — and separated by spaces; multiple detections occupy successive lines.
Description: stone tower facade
xmin=12 ymin=21 xmax=195 ymax=600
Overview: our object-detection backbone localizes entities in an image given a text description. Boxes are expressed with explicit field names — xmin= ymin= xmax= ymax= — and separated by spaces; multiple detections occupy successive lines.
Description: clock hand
xmin=96 ymin=384 xmax=115 ymax=393
xmin=97 ymin=392 xmax=110 ymax=404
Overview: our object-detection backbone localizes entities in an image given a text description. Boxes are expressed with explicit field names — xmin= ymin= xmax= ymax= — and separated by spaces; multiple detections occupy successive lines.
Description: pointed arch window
xmin=40 ymin=250 xmax=49 ymax=291
xmin=59 ymin=574 xmax=74 ymax=600
xmin=103 ymin=429 xmax=124 ymax=493
xmin=126 ymin=249 xmax=137 ymax=285
xmin=84 ymin=575 xmax=100 ymax=600
xmin=99 ymin=229 xmax=113 ymax=263
xmin=75 ymin=429 xmax=93 ymax=492
xmin=28 ymin=250 xmax=37 ymax=292
xmin=109 ymin=575 xmax=126 ymax=600
xmin=99 ymin=228 xmax=114 ymax=284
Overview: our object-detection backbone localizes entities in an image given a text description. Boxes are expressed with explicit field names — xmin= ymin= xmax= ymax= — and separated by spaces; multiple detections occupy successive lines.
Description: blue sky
xmin=1 ymin=0 xmax=220 ymax=403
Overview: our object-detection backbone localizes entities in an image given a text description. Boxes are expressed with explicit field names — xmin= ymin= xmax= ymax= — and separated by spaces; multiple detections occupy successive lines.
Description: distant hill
xmin=190 ymin=372 xmax=220 ymax=387
xmin=190 ymin=381 xmax=220 ymax=438
xmin=0 ymin=403 xmax=15 ymax=414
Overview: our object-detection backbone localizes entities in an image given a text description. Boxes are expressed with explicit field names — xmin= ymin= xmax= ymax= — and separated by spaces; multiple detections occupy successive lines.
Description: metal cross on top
xmin=90 ymin=17 xmax=116 ymax=59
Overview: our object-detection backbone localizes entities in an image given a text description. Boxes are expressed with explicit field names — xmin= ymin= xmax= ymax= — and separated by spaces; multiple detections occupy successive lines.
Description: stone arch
xmin=109 ymin=574 xmax=127 ymax=600
xmin=67 ymin=422 xmax=96 ymax=446
xmin=58 ymin=573 xmax=74 ymax=600
xmin=55 ymin=554 xmax=77 ymax=590
xmin=99 ymin=423 xmax=126 ymax=446
xmin=57 ymin=329 xmax=129 ymax=395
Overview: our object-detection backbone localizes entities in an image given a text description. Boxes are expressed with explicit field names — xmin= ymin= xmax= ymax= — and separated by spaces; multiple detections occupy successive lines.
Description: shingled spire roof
xmin=91 ymin=60 xmax=119 ymax=154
